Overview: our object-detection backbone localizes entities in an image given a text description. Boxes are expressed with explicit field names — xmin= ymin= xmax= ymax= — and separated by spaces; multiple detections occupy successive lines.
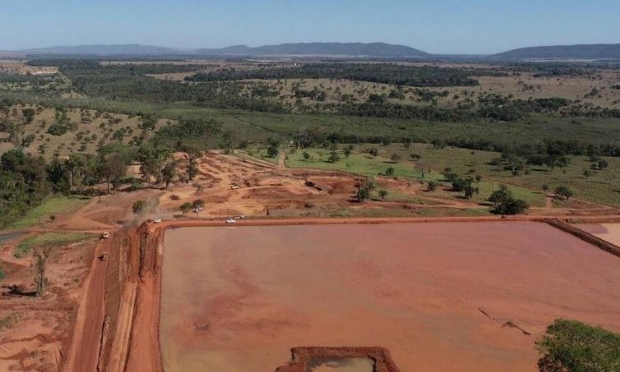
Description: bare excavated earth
xmin=160 ymin=222 xmax=620 ymax=372
xmin=3 ymin=151 xmax=620 ymax=372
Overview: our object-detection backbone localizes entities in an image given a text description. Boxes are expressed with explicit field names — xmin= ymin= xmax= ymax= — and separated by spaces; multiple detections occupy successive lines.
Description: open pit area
xmin=160 ymin=222 xmax=620 ymax=372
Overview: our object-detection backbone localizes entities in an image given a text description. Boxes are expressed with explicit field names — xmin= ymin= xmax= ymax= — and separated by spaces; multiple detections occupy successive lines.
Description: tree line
xmin=186 ymin=63 xmax=504 ymax=87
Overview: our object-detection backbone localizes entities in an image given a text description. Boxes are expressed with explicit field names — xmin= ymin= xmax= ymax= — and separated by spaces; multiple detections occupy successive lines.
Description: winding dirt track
xmin=60 ymin=213 xmax=620 ymax=372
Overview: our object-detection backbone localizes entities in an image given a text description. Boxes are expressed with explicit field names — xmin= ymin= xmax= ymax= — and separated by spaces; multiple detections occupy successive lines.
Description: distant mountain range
xmin=24 ymin=44 xmax=180 ymax=56
xmin=492 ymin=43 xmax=620 ymax=60
xmin=21 ymin=42 xmax=430 ymax=58
xmin=196 ymin=42 xmax=430 ymax=58
xmin=13 ymin=42 xmax=620 ymax=60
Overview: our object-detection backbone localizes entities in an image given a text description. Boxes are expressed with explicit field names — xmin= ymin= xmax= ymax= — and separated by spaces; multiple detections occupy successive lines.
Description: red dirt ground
xmin=4 ymin=151 xmax=620 ymax=372
xmin=159 ymin=222 xmax=620 ymax=372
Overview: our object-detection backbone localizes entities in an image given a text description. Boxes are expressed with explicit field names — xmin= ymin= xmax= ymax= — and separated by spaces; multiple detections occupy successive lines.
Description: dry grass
xmin=4 ymin=105 xmax=169 ymax=159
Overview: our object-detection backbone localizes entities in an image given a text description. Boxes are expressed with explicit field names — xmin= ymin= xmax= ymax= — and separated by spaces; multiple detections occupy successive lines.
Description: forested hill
xmin=21 ymin=42 xmax=430 ymax=58
xmin=493 ymin=44 xmax=620 ymax=60
xmin=195 ymin=42 xmax=431 ymax=58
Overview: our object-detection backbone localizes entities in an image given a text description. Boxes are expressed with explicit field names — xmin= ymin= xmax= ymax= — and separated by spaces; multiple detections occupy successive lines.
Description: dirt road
xmin=64 ymin=238 xmax=108 ymax=372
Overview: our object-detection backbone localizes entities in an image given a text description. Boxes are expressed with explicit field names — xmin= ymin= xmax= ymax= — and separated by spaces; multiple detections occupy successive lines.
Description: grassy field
xmin=232 ymin=70 xmax=620 ymax=109
xmin=14 ymin=232 xmax=94 ymax=258
xmin=283 ymin=144 xmax=620 ymax=208
xmin=10 ymin=196 xmax=90 ymax=229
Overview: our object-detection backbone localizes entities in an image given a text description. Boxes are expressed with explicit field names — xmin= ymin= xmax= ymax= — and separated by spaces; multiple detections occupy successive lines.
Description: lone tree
xmin=378 ymin=190 xmax=388 ymax=200
xmin=180 ymin=202 xmax=192 ymax=214
xmin=390 ymin=153 xmax=402 ymax=163
xmin=192 ymin=199 xmax=205 ymax=209
xmin=328 ymin=148 xmax=340 ymax=163
xmin=385 ymin=166 xmax=395 ymax=177
xmin=554 ymin=186 xmax=574 ymax=200
xmin=266 ymin=137 xmax=280 ymax=158
xmin=368 ymin=147 xmax=379 ymax=158
xmin=161 ymin=160 xmax=177 ymax=188
xmin=343 ymin=145 xmax=354 ymax=158
xmin=356 ymin=186 xmax=370 ymax=202
xmin=186 ymin=149 xmax=201 ymax=181
xmin=32 ymin=250 xmax=49 ymax=297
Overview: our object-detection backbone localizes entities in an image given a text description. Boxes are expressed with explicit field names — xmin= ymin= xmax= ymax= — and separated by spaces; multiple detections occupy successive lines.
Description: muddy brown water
xmin=161 ymin=222 xmax=620 ymax=372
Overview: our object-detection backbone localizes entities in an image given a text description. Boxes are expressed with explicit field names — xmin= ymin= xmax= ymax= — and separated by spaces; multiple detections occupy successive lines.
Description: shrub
xmin=180 ymin=202 xmax=192 ymax=213
xmin=554 ymin=186 xmax=573 ymax=200
xmin=132 ymin=200 xmax=146 ymax=214
xmin=536 ymin=319 xmax=620 ymax=372
xmin=47 ymin=123 xmax=68 ymax=136
xmin=427 ymin=181 xmax=439 ymax=192
xmin=328 ymin=150 xmax=340 ymax=163
xmin=378 ymin=190 xmax=388 ymax=200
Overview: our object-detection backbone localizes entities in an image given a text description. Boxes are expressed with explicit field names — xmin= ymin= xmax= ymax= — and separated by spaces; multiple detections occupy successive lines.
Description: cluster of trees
xmin=0 ymin=149 xmax=50 ymax=226
xmin=356 ymin=178 xmax=377 ymax=202
xmin=536 ymin=319 xmax=620 ymax=371
xmin=444 ymin=170 xmax=481 ymax=199
xmin=33 ymin=60 xmax=288 ymax=113
xmin=488 ymin=185 xmax=529 ymax=215
xmin=179 ymin=199 xmax=205 ymax=214
xmin=186 ymin=63 xmax=498 ymax=87
xmin=494 ymin=141 xmax=616 ymax=176
xmin=0 ymin=72 xmax=70 ymax=96
xmin=0 ymin=116 xmax=228 ymax=226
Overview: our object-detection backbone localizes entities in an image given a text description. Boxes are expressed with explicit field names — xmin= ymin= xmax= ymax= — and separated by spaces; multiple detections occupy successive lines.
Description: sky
xmin=1 ymin=0 xmax=619 ymax=54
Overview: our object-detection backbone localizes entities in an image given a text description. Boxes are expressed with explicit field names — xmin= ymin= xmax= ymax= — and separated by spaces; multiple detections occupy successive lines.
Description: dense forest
xmin=186 ymin=63 xmax=504 ymax=87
